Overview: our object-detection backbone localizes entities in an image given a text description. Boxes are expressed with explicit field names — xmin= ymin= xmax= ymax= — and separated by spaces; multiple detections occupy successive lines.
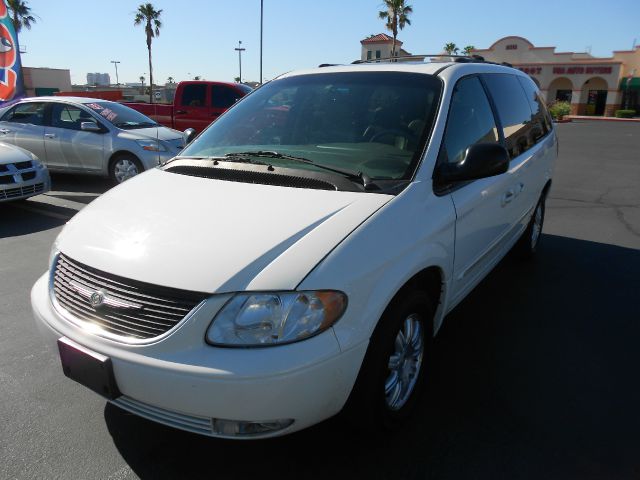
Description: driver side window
xmin=442 ymin=76 xmax=499 ymax=164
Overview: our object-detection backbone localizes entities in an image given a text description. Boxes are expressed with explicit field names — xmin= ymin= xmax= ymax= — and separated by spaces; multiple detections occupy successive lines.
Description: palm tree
xmin=134 ymin=3 xmax=163 ymax=103
xmin=7 ymin=0 xmax=36 ymax=35
xmin=462 ymin=45 xmax=475 ymax=56
xmin=139 ymin=75 xmax=145 ymax=85
xmin=167 ymin=76 xmax=174 ymax=84
xmin=378 ymin=0 xmax=413 ymax=59
xmin=444 ymin=43 xmax=459 ymax=55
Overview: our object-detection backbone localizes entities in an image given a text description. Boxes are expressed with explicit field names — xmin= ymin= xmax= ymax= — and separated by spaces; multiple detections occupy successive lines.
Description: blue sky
xmin=17 ymin=0 xmax=640 ymax=85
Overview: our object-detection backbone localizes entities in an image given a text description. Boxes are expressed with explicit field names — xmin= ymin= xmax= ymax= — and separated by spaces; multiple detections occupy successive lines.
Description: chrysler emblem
xmin=89 ymin=291 xmax=105 ymax=307
xmin=68 ymin=280 xmax=142 ymax=310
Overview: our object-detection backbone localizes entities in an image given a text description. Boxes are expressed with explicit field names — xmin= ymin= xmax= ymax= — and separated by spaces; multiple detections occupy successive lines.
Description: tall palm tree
xmin=134 ymin=3 xmax=162 ymax=103
xmin=378 ymin=0 xmax=413 ymax=59
xmin=444 ymin=43 xmax=459 ymax=55
xmin=462 ymin=45 xmax=475 ymax=56
xmin=7 ymin=0 xmax=36 ymax=35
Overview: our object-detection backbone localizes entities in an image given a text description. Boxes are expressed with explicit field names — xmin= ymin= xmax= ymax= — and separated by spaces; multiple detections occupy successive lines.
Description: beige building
xmin=472 ymin=36 xmax=640 ymax=116
xmin=360 ymin=33 xmax=423 ymax=62
xmin=22 ymin=67 xmax=72 ymax=97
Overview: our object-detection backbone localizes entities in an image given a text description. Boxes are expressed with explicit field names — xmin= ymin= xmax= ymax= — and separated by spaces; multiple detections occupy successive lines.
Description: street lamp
xmin=235 ymin=40 xmax=246 ymax=83
xmin=110 ymin=60 xmax=120 ymax=86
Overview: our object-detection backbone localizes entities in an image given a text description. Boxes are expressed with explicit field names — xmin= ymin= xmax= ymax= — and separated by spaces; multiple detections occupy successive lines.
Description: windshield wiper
xmin=170 ymin=154 xmax=271 ymax=167
xmin=226 ymin=151 xmax=376 ymax=190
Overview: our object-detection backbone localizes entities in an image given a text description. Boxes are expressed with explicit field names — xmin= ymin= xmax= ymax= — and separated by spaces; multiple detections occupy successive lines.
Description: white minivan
xmin=32 ymin=58 xmax=556 ymax=439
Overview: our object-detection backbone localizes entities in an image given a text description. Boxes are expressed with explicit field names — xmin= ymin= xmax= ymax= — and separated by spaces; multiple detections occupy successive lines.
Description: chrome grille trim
xmin=0 ymin=182 xmax=44 ymax=199
xmin=111 ymin=396 xmax=213 ymax=436
xmin=51 ymin=253 xmax=208 ymax=343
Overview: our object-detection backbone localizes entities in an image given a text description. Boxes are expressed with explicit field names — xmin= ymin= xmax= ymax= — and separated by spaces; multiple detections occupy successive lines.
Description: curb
xmin=564 ymin=115 xmax=640 ymax=123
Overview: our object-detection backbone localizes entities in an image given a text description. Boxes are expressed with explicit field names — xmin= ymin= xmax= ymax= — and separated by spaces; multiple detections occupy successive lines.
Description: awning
xmin=619 ymin=77 xmax=640 ymax=90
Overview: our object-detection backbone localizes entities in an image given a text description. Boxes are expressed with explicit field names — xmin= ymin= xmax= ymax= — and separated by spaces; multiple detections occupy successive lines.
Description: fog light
xmin=211 ymin=418 xmax=294 ymax=437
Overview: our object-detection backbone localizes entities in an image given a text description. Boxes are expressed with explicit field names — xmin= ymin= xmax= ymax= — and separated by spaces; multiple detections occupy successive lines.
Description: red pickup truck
xmin=127 ymin=81 xmax=252 ymax=133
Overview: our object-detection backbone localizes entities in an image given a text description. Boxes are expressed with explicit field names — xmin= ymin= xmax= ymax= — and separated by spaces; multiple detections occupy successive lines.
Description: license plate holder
xmin=57 ymin=337 xmax=121 ymax=400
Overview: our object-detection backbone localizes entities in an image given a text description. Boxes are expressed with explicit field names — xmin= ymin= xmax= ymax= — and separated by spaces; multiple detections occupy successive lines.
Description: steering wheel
xmin=368 ymin=128 xmax=418 ymax=147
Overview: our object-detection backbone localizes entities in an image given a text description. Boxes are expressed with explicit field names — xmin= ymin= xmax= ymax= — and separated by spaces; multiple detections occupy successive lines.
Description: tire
xmin=514 ymin=193 xmax=546 ymax=259
xmin=109 ymin=154 xmax=143 ymax=184
xmin=343 ymin=289 xmax=434 ymax=432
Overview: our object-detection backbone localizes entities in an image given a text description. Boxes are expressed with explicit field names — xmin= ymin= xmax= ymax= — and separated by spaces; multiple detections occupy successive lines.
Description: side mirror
xmin=183 ymin=128 xmax=197 ymax=146
xmin=436 ymin=143 xmax=509 ymax=183
xmin=80 ymin=121 xmax=101 ymax=132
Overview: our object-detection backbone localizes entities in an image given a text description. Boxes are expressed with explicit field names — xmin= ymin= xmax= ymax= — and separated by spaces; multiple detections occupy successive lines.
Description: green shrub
xmin=548 ymin=101 xmax=572 ymax=120
xmin=615 ymin=109 xmax=636 ymax=118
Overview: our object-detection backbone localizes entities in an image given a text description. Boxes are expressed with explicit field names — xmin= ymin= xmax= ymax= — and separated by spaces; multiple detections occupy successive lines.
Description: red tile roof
xmin=361 ymin=33 xmax=403 ymax=45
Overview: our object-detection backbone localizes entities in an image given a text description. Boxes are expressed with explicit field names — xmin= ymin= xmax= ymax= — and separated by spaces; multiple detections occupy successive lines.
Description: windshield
xmin=180 ymin=72 xmax=442 ymax=183
xmin=84 ymin=101 xmax=158 ymax=129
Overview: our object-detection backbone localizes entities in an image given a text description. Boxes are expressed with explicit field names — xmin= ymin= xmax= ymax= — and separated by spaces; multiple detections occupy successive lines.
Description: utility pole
xmin=260 ymin=0 xmax=263 ymax=84
xmin=110 ymin=60 xmax=120 ymax=86
xmin=235 ymin=41 xmax=246 ymax=83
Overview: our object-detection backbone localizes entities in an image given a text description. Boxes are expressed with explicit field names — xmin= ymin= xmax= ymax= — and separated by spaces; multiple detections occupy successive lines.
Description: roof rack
xmin=351 ymin=54 xmax=513 ymax=68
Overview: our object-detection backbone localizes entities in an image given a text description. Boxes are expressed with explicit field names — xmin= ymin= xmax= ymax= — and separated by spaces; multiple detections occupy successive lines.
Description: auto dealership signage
xmin=518 ymin=65 xmax=614 ymax=76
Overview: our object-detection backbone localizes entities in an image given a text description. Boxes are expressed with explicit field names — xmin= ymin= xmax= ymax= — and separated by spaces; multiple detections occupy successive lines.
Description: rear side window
xmin=517 ymin=76 xmax=553 ymax=136
xmin=2 ymin=102 xmax=46 ymax=125
xmin=441 ymin=76 xmax=499 ymax=164
xmin=181 ymin=84 xmax=207 ymax=107
xmin=211 ymin=85 xmax=242 ymax=109
xmin=482 ymin=73 xmax=535 ymax=159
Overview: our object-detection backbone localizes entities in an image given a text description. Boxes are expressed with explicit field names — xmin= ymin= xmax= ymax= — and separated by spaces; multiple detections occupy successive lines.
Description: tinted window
xmin=482 ymin=73 xmax=535 ymax=158
xmin=50 ymin=103 xmax=94 ymax=130
xmin=517 ymin=76 xmax=553 ymax=136
xmin=442 ymin=76 xmax=499 ymax=164
xmin=2 ymin=102 xmax=46 ymax=125
xmin=181 ymin=84 xmax=207 ymax=107
xmin=211 ymin=85 xmax=242 ymax=109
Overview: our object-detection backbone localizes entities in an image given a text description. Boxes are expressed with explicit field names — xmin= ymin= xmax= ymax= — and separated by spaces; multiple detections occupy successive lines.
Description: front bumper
xmin=31 ymin=273 xmax=367 ymax=438
xmin=0 ymin=168 xmax=50 ymax=202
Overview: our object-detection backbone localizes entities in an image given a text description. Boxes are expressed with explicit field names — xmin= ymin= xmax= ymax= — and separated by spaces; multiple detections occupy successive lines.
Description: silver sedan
xmin=0 ymin=97 xmax=185 ymax=183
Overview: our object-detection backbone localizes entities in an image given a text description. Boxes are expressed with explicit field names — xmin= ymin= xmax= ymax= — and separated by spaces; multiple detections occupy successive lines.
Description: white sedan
xmin=0 ymin=141 xmax=50 ymax=202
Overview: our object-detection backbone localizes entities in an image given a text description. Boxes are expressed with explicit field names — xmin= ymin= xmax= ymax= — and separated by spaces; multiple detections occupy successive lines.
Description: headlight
xmin=29 ymin=153 xmax=44 ymax=168
xmin=135 ymin=139 xmax=167 ymax=152
xmin=206 ymin=291 xmax=347 ymax=347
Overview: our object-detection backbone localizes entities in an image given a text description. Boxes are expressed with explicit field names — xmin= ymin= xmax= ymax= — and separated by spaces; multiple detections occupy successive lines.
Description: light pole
xmin=260 ymin=0 xmax=263 ymax=84
xmin=111 ymin=60 xmax=120 ymax=86
xmin=235 ymin=40 xmax=246 ymax=83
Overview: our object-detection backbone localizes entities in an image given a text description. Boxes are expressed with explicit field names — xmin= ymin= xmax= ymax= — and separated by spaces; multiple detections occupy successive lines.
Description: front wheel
xmin=514 ymin=193 xmax=546 ymax=258
xmin=109 ymin=155 xmax=143 ymax=184
xmin=343 ymin=289 xmax=434 ymax=431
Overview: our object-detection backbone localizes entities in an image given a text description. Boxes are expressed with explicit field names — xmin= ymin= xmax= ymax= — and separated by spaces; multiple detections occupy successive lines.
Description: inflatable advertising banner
xmin=0 ymin=0 xmax=25 ymax=105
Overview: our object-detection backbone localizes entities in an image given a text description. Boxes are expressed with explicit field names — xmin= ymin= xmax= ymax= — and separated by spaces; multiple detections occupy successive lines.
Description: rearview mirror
xmin=436 ymin=143 xmax=509 ymax=184
xmin=80 ymin=121 xmax=101 ymax=132
xmin=183 ymin=128 xmax=197 ymax=146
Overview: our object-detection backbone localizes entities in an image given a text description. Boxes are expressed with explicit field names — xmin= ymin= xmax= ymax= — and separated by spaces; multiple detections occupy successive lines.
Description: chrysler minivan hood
xmin=56 ymin=169 xmax=392 ymax=293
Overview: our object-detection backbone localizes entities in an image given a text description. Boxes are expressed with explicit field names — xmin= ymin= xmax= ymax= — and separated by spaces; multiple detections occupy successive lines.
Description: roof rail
xmin=351 ymin=53 xmax=514 ymax=68
xmin=318 ymin=63 xmax=341 ymax=68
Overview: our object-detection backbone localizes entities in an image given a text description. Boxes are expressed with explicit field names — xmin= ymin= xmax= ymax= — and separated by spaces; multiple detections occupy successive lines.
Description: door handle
xmin=44 ymin=133 xmax=56 ymax=138
xmin=175 ymin=110 xmax=187 ymax=115
xmin=501 ymin=189 xmax=515 ymax=206
xmin=0 ymin=128 xmax=10 ymax=134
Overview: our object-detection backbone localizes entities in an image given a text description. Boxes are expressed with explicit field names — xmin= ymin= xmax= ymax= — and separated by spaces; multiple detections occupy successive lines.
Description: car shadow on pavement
xmin=49 ymin=173 xmax=113 ymax=196
xmin=0 ymin=203 xmax=69 ymax=238
xmin=104 ymin=234 xmax=640 ymax=480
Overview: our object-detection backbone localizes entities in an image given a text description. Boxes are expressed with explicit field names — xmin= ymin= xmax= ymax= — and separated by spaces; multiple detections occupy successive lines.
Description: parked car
xmin=0 ymin=141 xmax=50 ymax=201
xmin=32 ymin=60 xmax=556 ymax=439
xmin=126 ymin=81 xmax=252 ymax=133
xmin=0 ymin=97 xmax=185 ymax=184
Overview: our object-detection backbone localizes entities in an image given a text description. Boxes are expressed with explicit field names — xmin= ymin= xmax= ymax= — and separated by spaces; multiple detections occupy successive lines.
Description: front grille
xmin=0 ymin=182 xmax=44 ymax=199
xmin=15 ymin=160 xmax=32 ymax=169
xmin=52 ymin=254 xmax=208 ymax=340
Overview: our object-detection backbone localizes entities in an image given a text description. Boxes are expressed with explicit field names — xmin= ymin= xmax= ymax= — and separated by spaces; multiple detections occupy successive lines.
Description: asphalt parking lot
xmin=1 ymin=121 xmax=639 ymax=479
